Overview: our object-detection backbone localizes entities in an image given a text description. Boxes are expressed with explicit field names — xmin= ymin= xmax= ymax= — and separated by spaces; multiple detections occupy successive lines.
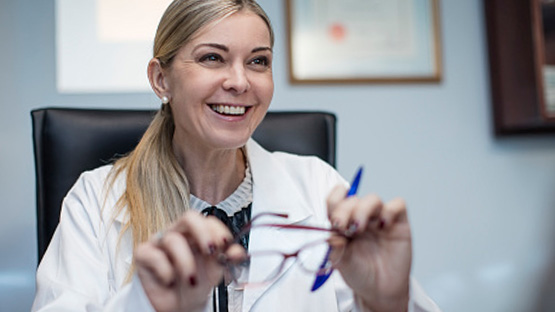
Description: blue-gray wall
xmin=2 ymin=1 xmax=555 ymax=311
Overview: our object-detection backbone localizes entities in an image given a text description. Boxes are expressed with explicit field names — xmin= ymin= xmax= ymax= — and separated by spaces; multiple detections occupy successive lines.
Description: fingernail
xmin=332 ymin=220 xmax=341 ymax=229
xmin=345 ymin=222 xmax=359 ymax=236
xmin=379 ymin=219 xmax=386 ymax=229
xmin=189 ymin=275 xmax=197 ymax=287
xmin=217 ymin=253 xmax=228 ymax=265
xmin=208 ymin=244 xmax=216 ymax=254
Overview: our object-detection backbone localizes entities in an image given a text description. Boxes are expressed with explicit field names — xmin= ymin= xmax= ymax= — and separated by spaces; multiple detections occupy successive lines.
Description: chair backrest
xmin=31 ymin=107 xmax=336 ymax=262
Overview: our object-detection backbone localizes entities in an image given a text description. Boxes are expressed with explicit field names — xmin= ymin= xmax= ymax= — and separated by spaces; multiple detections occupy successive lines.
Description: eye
xmin=199 ymin=53 xmax=224 ymax=63
xmin=248 ymin=56 xmax=270 ymax=68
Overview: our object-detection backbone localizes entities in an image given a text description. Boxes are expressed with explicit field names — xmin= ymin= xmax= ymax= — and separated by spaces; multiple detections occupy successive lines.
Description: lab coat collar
xmin=242 ymin=139 xmax=315 ymax=311
xmin=245 ymin=139 xmax=313 ymax=224
xmin=114 ymin=139 xmax=314 ymax=224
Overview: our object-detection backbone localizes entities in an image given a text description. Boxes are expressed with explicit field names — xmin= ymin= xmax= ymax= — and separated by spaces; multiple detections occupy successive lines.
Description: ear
xmin=147 ymin=58 xmax=170 ymax=100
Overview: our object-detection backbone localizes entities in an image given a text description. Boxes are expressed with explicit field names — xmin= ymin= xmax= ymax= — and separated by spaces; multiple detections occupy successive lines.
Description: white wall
xmin=2 ymin=1 xmax=555 ymax=311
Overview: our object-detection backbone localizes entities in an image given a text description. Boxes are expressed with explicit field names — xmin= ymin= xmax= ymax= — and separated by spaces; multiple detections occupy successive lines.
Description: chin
xmin=210 ymin=134 xmax=250 ymax=151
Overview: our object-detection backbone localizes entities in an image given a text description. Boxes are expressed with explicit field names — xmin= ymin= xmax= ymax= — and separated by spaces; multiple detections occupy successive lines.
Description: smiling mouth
xmin=209 ymin=104 xmax=249 ymax=116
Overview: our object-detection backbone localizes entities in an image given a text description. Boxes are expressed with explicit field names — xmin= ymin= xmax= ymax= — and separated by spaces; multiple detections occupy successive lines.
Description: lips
xmin=209 ymin=104 xmax=249 ymax=116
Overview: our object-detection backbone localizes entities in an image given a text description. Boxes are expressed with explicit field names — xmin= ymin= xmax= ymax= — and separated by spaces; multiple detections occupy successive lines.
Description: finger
xmin=327 ymin=184 xmax=348 ymax=217
xmin=158 ymin=230 xmax=198 ymax=286
xmin=135 ymin=243 xmax=176 ymax=286
xmin=170 ymin=211 xmax=233 ymax=255
xmin=381 ymin=197 xmax=408 ymax=230
xmin=350 ymin=194 xmax=383 ymax=234
xmin=203 ymin=216 xmax=235 ymax=251
xmin=328 ymin=196 xmax=359 ymax=230
xmin=223 ymin=243 xmax=248 ymax=263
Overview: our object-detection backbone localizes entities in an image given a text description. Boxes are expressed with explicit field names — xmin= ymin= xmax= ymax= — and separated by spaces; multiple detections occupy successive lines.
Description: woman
xmin=32 ymin=0 xmax=441 ymax=311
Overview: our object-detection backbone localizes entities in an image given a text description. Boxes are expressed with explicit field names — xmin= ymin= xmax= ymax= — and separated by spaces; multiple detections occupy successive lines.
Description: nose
xmin=222 ymin=63 xmax=250 ymax=94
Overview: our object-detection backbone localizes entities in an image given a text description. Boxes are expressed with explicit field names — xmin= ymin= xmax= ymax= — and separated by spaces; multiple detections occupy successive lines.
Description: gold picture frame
xmin=286 ymin=0 xmax=442 ymax=84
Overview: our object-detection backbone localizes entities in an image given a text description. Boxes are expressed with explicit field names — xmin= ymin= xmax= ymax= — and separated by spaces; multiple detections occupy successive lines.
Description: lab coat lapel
xmin=247 ymin=139 xmax=313 ymax=223
xmin=242 ymin=139 xmax=314 ymax=312
xmin=245 ymin=139 xmax=313 ymax=221
xmin=109 ymin=209 xmax=134 ymax=281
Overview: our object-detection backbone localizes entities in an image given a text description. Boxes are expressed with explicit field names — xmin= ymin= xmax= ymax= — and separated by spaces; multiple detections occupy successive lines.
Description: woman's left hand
xmin=327 ymin=185 xmax=412 ymax=312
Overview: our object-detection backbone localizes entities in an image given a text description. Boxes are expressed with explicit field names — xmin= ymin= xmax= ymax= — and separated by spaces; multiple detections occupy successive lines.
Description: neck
xmin=173 ymin=140 xmax=246 ymax=205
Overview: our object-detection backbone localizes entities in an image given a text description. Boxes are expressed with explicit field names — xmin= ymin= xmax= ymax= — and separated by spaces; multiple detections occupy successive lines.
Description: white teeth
xmin=211 ymin=104 xmax=246 ymax=115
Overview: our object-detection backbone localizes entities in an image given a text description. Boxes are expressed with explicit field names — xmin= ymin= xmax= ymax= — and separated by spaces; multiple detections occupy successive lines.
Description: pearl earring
xmin=161 ymin=96 xmax=169 ymax=104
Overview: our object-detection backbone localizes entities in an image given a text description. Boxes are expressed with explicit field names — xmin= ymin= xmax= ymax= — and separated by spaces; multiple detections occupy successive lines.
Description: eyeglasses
xmin=220 ymin=212 xmax=353 ymax=288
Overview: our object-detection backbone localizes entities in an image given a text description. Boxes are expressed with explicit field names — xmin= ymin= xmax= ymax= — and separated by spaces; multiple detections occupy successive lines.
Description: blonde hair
xmin=155 ymin=0 xmax=274 ymax=68
xmin=108 ymin=0 xmax=274 ymax=282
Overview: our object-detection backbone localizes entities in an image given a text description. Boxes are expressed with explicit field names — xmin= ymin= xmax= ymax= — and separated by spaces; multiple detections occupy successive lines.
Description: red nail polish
xmin=208 ymin=244 xmax=216 ymax=254
xmin=189 ymin=276 xmax=197 ymax=287
xmin=379 ymin=219 xmax=386 ymax=229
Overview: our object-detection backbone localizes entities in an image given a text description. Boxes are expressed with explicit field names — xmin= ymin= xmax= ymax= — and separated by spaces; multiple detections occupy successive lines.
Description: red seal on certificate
xmin=328 ymin=23 xmax=346 ymax=42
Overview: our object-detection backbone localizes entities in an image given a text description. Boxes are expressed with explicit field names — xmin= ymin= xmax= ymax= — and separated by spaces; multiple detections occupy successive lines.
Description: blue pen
xmin=311 ymin=166 xmax=363 ymax=292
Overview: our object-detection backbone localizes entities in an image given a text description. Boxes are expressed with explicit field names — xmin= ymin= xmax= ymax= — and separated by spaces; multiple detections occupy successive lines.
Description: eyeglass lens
xmin=227 ymin=239 xmax=345 ymax=287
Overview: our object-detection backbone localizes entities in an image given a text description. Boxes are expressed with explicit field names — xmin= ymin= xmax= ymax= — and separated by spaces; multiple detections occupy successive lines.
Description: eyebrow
xmin=252 ymin=46 xmax=272 ymax=53
xmin=194 ymin=43 xmax=273 ymax=53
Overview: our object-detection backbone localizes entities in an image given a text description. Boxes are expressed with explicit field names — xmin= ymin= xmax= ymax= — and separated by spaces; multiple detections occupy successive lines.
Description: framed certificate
xmin=285 ymin=0 xmax=442 ymax=84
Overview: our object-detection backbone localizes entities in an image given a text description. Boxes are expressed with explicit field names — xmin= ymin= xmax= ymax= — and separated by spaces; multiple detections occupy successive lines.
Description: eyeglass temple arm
xmin=230 ymin=212 xmax=290 ymax=246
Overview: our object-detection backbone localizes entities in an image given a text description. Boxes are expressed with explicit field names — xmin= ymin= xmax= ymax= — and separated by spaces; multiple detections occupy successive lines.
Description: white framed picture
xmin=55 ymin=0 xmax=171 ymax=93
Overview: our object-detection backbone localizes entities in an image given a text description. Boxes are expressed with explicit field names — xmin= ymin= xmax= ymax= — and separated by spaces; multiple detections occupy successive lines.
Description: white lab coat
xmin=32 ymin=139 xmax=441 ymax=312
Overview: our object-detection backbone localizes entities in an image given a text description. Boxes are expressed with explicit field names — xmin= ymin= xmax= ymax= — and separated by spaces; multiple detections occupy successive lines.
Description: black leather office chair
xmin=31 ymin=107 xmax=336 ymax=263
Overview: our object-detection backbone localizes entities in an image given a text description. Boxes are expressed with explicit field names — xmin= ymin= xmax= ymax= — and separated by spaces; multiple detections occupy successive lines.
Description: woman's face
xmin=165 ymin=10 xmax=274 ymax=152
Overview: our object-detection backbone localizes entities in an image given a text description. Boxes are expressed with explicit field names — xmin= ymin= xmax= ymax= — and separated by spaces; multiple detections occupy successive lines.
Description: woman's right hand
xmin=134 ymin=210 xmax=245 ymax=312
